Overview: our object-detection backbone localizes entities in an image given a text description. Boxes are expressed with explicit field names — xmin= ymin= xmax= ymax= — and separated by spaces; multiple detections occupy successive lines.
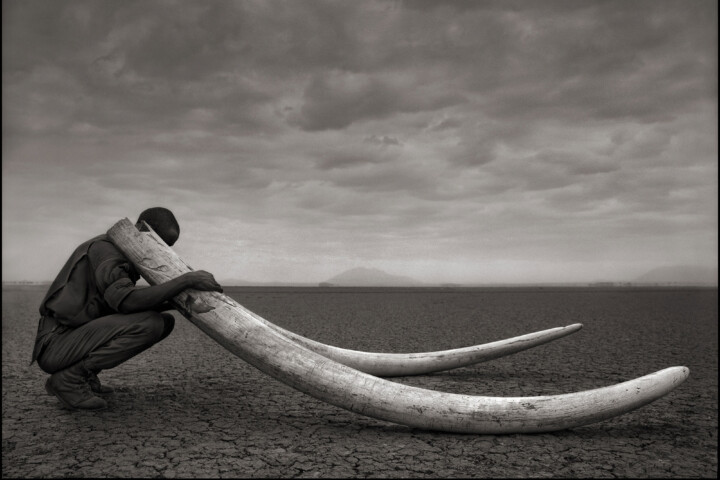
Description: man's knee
xmin=135 ymin=311 xmax=167 ymax=342
xmin=159 ymin=312 xmax=175 ymax=340
xmin=37 ymin=351 xmax=61 ymax=375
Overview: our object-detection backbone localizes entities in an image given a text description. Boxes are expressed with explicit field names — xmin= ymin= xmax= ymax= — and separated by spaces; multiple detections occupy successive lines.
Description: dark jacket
xmin=31 ymin=234 xmax=140 ymax=364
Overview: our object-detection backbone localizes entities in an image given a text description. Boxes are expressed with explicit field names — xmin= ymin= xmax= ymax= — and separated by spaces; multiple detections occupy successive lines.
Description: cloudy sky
xmin=2 ymin=0 xmax=717 ymax=285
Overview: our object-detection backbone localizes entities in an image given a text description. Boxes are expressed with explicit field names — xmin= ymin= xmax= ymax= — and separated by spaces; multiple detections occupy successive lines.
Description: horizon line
xmin=4 ymin=280 xmax=717 ymax=288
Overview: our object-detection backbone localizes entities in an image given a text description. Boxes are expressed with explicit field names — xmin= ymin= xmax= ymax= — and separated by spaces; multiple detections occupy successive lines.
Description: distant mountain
xmin=323 ymin=267 xmax=423 ymax=286
xmin=635 ymin=265 xmax=718 ymax=285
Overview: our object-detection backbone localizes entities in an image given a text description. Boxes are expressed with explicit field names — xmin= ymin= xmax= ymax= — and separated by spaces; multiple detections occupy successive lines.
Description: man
xmin=32 ymin=207 xmax=223 ymax=410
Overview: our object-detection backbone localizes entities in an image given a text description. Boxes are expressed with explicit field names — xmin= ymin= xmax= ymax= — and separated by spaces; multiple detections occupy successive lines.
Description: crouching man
xmin=32 ymin=207 xmax=223 ymax=410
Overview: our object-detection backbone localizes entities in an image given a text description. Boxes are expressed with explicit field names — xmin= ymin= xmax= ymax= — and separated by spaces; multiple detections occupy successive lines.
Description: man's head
xmin=136 ymin=207 xmax=180 ymax=246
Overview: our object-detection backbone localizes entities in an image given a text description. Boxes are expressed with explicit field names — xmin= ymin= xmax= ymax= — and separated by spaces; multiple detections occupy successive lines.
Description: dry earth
xmin=2 ymin=285 xmax=717 ymax=478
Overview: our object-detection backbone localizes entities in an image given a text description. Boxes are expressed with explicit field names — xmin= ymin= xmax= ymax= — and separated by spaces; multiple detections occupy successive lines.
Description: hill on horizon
xmin=635 ymin=265 xmax=718 ymax=284
xmin=323 ymin=267 xmax=423 ymax=286
xmin=210 ymin=264 xmax=720 ymax=287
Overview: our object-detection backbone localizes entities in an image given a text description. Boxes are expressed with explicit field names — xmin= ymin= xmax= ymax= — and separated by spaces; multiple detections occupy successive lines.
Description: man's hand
xmin=119 ymin=270 xmax=223 ymax=314
xmin=183 ymin=270 xmax=224 ymax=293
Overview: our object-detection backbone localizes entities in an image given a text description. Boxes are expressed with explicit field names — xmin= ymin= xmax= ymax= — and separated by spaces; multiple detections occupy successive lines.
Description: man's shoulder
xmin=86 ymin=235 xmax=125 ymax=260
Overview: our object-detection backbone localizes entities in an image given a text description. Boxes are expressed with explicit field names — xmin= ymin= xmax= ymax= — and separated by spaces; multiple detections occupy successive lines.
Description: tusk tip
xmin=676 ymin=366 xmax=690 ymax=380
xmin=659 ymin=366 xmax=690 ymax=384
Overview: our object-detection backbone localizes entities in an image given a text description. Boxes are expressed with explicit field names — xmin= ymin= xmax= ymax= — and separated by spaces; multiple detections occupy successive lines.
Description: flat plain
xmin=2 ymin=285 xmax=717 ymax=478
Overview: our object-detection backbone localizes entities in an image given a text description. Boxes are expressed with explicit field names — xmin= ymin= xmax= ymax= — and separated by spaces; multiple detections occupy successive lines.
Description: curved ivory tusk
xmin=108 ymin=219 xmax=690 ymax=434
xmin=261 ymin=319 xmax=583 ymax=376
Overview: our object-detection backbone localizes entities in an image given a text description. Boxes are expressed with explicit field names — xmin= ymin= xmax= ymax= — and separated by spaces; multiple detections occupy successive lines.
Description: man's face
xmin=136 ymin=221 xmax=179 ymax=246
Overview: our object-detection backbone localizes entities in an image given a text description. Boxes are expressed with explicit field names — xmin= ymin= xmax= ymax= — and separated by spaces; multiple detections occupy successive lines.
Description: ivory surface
xmin=265 ymin=320 xmax=584 ymax=376
xmin=107 ymin=218 xmax=689 ymax=434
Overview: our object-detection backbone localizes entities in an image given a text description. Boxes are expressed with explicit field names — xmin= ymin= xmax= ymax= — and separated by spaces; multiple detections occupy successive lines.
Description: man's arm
xmin=118 ymin=271 xmax=223 ymax=314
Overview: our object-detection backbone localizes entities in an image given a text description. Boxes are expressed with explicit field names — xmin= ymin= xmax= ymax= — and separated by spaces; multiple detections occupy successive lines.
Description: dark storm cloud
xmin=4 ymin=1 xmax=361 ymax=136
xmin=428 ymin=117 xmax=464 ymax=132
xmin=4 ymin=1 xmax=714 ymax=136
xmin=314 ymin=146 xmax=396 ymax=170
xmin=468 ymin=1 xmax=717 ymax=125
xmin=4 ymin=3 xmax=272 ymax=139
xmin=291 ymin=70 xmax=464 ymax=131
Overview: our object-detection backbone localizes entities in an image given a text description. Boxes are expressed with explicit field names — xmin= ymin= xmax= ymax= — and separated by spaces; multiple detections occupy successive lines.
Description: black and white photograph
xmin=2 ymin=0 xmax=717 ymax=477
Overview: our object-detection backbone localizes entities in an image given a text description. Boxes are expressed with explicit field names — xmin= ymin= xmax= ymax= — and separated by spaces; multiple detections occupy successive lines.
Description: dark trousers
xmin=37 ymin=311 xmax=175 ymax=374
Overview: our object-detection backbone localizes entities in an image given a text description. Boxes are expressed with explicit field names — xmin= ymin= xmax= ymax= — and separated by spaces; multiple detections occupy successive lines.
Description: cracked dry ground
xmin=3 ymin=285 xmax=717 ymax=478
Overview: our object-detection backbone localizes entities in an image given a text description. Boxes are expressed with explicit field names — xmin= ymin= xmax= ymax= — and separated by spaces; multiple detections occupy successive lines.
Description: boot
xmin=87 ymin=371 xmax=114 ymax=395
xmin=45 ymin=361 xmax=107 ymax=410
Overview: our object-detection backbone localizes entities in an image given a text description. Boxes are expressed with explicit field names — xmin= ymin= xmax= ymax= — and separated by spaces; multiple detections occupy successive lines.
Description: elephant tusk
xmin=261 ymin=318 xmax=583 ymax=376
xmin=108 ymin=218 xmax=689 ymax=434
